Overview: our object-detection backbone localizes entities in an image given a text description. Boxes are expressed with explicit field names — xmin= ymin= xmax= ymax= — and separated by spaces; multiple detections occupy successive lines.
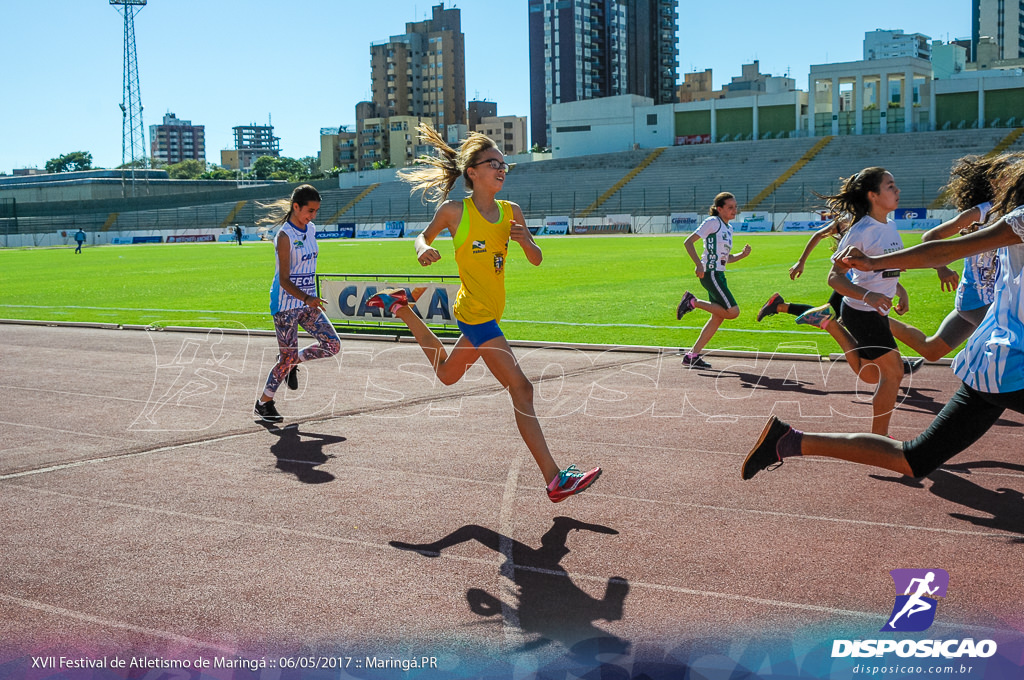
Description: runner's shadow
xmin=871 ymin=463 xmax=1024 ymax=540
xmin=715 ymin=369 xmax=830 ymax=396
xmin=259 ymin=423 xmax=344 ymax=484
xmin=390 ymin=517 xmax=630 ymax=662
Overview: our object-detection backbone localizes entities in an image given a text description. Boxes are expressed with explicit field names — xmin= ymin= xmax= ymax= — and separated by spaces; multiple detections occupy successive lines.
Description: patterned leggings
xmin=262 ymin=307 xmax=341 ymax=398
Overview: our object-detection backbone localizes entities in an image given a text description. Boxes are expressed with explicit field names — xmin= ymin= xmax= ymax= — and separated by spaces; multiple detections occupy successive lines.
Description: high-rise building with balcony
xmin=529 ymin=0 xmax=678 ymax=148
xmin=368 ymin=3 xmax=466 ymax=131
xmin=149 ymin=113 xmax=205 ymax=165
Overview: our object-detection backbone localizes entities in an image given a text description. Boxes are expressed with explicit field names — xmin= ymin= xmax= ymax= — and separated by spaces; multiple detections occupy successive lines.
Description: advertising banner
xmin=319 ymin=277 xmax=462 ymax=325
xmin=676 ymin=134 xmax=711 ymax=145
xmin=573 ymin=215 xmax=632 ymax=235
xmin=131 ymin=236 xmax=163 ymax=244
xmin=735 ymin=221 xmax=772 ymax=232
xmin=166 ymin=234 xmax=215 ymax=243
xmin=894 ymin=218 xmax=941 ymax=231
xmin=782 ymin=221 xmax=830 ymax=232
xmin=356 ymin=221 xmax=404 ymax=239
xmin=895 ymin=208 xmax=927 ymax=220
xmin=670 ymin=213 xmax=701 ymax=233
xmin=534 ymin=216 xmax=569 ymax=236
xmin=317 ymin=223 xmax=356 ymax=239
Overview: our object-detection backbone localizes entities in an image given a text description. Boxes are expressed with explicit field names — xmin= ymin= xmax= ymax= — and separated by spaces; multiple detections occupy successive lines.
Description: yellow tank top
xmin=452 ymin=198 xmax=511 ymax=324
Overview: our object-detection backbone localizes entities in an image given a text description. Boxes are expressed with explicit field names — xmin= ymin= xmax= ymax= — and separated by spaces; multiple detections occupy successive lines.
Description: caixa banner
xmin=317 ymin=274 xmax=462 ymax=326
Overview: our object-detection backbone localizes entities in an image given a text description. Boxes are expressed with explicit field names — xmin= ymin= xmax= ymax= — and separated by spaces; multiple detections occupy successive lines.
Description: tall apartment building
xmin=149 ymin=113 xmax=205 ymax=165
xmin=529 ymin=0 xmax=678 ymax=148
xmin=319 ymin=126 xmax=358 ymax=174
xmin=973 ymin=0 xmax=1024 ymax=60
xmin=368 ymin=3 xmax=466 ymax=131
xmin=219 ymin=124 xmax=280 ymax=172
xmin=625 ymin=0 xmax=678 ymax=103
xmin=355 ymin=102 xmax=434 ymax=171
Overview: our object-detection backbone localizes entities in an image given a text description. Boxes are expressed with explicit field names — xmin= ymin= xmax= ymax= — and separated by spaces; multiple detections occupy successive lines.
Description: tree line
xmin=41 ymin=151 xmax=339 ymax=182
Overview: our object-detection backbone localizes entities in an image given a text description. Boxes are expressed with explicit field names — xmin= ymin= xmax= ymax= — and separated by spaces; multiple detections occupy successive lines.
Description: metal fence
xmin=6 ymin=176 xmax=952 ymax=237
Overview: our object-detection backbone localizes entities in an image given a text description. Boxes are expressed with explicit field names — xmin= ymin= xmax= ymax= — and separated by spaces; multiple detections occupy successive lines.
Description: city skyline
xmin=0 ymin=0 xmax=971 ymax=174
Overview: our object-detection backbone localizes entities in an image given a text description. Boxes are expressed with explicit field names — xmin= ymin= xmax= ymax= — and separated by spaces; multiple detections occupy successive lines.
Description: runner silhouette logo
xmin=881 ymin=568 xmax=949 ymax=632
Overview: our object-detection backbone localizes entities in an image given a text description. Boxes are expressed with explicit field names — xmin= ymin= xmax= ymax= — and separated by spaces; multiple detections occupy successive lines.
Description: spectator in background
xmin=74 ymin=228 xmax=86 ymax=254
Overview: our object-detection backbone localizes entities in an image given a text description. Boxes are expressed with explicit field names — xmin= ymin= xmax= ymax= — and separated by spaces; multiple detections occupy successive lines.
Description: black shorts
xmin=840 ymin=300 xmax=898 ymax=361
xmin=829 ymin=290 xmax=844 ymax=320
xmin=904 ymin=383 xmax=1024 ymax=478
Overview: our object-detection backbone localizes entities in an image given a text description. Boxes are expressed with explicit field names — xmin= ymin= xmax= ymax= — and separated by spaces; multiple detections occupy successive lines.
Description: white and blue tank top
xmin=269 ymin=221 xmax=319 ymax=315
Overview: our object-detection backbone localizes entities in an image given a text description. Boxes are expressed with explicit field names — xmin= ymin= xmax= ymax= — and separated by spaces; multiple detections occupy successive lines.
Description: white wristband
xmin=861 ymin=290 xmax=870 ymax=302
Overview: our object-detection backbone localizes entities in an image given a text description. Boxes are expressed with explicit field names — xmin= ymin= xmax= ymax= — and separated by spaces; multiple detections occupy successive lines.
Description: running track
xmin=1 ymin=323 xmax=1022 ymax=679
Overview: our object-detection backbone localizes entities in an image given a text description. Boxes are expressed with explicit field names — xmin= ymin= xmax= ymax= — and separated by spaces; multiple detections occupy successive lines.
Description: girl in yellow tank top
xmin=451 ymin=197 xmax=511 ymax=325
xmin=366 ymin=124 xmax=601 ymax=504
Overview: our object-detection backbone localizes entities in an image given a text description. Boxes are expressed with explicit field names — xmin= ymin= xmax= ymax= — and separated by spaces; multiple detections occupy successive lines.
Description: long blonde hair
xmin=399 ymin=123 xmax=499 ymax=206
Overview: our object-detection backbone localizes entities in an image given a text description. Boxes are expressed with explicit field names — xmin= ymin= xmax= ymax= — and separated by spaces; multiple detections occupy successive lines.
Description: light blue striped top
xmin=952 ymin=206 xmax=1024 ymax=393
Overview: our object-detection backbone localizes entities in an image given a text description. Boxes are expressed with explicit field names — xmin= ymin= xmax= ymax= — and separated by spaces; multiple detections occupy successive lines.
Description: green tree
xmin=45 ymin=151 xmax=93 ymax=173
xmin=165 ymin=159 xmax=206 ymax=179
xmin=248 ymin=155 xmax=309 ymax=181
xmin=199 ymin=167 xmax=234 ymax=180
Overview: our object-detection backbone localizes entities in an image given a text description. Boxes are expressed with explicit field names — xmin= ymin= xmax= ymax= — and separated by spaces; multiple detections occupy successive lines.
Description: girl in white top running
xmin=742 ymin=157 xmax=1024 ymax=483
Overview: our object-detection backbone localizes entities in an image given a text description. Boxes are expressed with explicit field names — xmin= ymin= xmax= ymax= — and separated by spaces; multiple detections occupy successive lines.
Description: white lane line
xmin=0 ymin=430 xmax=262 ymax=481
xmin=0 ymin=484 xmax=1010 ymax=636
xmin=0 ymin=593 xmax=237 ymax=653
xmin=0 ymin=420 xmax=136 ymax=443
xmin=587 ymin=491 xmax=1015 ymax=539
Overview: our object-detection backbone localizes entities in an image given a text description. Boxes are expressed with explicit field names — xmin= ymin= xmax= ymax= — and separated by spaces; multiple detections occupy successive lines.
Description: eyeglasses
xmin=471 ymin=159 xmax=512 ymax=172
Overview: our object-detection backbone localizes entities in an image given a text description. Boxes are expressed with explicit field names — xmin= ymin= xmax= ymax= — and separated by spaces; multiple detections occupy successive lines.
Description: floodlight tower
xmin=111 ymin=0 xmax=147 ymax=196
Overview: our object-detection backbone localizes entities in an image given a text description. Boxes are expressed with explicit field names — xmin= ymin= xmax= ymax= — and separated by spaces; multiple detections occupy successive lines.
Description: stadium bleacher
xmin=6 ymin=129 xmax=1024 ymax=237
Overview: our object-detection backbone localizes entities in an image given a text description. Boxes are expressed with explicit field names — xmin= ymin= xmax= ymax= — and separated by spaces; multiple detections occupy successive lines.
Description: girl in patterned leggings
xmin=254 ymin=185 xmax=341 ymax=423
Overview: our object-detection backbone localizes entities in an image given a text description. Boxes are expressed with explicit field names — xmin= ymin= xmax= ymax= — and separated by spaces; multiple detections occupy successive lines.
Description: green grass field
xmin=0 ymin=233 xmax=960 ymax=356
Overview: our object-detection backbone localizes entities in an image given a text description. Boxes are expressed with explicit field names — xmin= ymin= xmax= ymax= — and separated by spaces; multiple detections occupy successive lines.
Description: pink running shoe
xmin=547 ymin=465 xmax=602 ymax=502
xmin=366 ymin=287 xmax=409 ymax=314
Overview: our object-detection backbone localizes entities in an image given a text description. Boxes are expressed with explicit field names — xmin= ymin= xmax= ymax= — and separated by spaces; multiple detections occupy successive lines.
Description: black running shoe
xmin=741 ymin=416 xmax=792 ymax=480
xmin=682 ymin=353 xmax=712 ymax=369
xmin=254 ymin=398 xmax=284 ymax=423
xmin=756 ymin=292 xmax=784 ymax=322
xmin=287 ymin=365 xmax=300 ymax=390
xmin=903 ymin=357 xmax=924 ymax=375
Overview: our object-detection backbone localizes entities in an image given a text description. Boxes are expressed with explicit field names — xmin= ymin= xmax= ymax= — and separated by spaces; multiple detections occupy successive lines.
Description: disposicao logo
xmin=882 ymin=568 xmax=948 ymax=632
xmin=831 ymin=569 xmax=998 ymax=659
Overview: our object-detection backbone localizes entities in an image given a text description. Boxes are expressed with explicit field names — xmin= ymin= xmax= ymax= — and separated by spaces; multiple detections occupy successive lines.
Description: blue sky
xmin=0 ymin=0 xmax=970 ymax=173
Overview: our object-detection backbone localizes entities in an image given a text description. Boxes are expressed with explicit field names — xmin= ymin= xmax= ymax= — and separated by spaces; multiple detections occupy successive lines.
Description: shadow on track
xmin=390 ymin=517 xmax=630 ymax=662
xmin=259 ymin=422 xmax=345 ymax=484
